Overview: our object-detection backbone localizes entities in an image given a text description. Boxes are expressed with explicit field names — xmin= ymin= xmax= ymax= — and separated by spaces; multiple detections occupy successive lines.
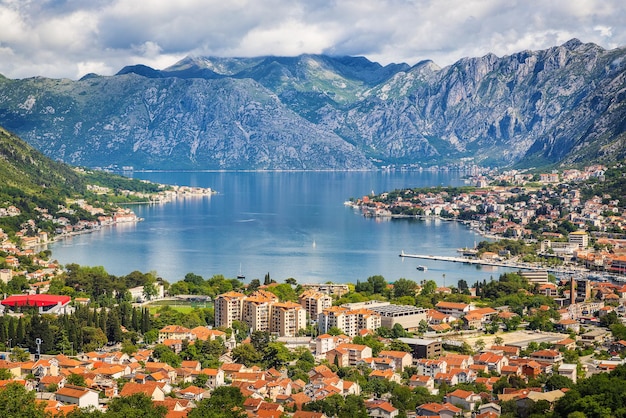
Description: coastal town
xmin=0 ymin=165 xmax=624 ymax=417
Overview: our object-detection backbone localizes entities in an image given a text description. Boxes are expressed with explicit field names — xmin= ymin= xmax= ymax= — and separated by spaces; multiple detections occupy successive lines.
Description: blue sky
xmin=0 ymin=0 xmax=623 ymax=79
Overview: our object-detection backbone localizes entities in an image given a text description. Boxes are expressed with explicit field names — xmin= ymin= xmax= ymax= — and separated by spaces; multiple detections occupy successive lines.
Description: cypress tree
xmin=131 ymin=308 xmax=139 ymax=332
xmin=7 ymin=317 xmax=16 ymax=343
xmin=16 ymin=317 xmax=25 ymax=346
xmin=99 ymin=309 xmax=107 ymax=333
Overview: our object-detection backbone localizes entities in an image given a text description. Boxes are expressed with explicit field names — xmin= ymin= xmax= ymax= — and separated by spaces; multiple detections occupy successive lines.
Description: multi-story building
xmin=367 ymin=303 xmax=428 ymax=332
xmin=214 ymin=291 xmax=246 ymax=329
xmin=299 ymin=289 xmax=332 ymax=323
xmin=158 ymin=325 xmax=196 ymax=344
xmin=215 ymin=290 xmax=306 ymax=337
xmin=242 ymin=295 xmax=273 ymax=333
xmin=317 ymin=306 xmax=382 ymax=337
xmin=569 ymin=230 xmax=589 ymax=249
xmin=270 ymin=302 xmax=307 ymax=337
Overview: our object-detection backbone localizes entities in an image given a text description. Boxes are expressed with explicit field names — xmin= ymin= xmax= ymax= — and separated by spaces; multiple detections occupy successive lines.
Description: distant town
xmin=0 ymin=164 xmax=624 ymax=417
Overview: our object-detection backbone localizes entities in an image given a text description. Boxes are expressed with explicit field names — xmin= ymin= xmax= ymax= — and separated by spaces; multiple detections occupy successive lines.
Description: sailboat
xmin=237 ymin=264 xmax=245 ymax=280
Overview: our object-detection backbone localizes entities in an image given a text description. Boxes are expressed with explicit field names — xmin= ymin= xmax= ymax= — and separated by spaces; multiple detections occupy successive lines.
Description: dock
xmin=398 ymin=251 xmax=586 ymax=275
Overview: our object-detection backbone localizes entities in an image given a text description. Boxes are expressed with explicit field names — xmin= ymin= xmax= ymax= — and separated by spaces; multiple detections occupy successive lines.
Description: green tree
xmin=67 ymin=373 xmax=87 ymax=387
xmin=0 ymin=382 xmax=46 ymax=418
xmin=189 ymin=386 xmax=246 ymax=418
xmin=263 ymin=342 xmax=293 ymax=370
xmin=9 ymin=347 xmax=29 ymax=362
xmin=545 ymin=373 xmax=574 ymax=391
xmin=151 ymin=344 xmax=182 ymax=368
xmin=106 ymin=393 xmax=167 ymax=418
xmin=392 ymin=278 xmax=417 ymax=298
xmin=232 ymin=343 xmax=262 ymax=367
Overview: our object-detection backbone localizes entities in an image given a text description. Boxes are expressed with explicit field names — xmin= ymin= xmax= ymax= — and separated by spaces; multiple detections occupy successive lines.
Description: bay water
xmin=50 ymin=171 xmax=511 ymax=287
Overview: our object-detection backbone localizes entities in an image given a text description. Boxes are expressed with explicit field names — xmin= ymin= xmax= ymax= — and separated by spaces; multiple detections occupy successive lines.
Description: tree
xmin=67 ymin=373 xmax=87 ymax=387
xmin=392 ymin=278 xmax=417 ymax=298
xmin=189 ymin=386 xmax=247 ymax=418
xmin=106 ymin=393 xmax=167 ymax=418
xmin=142 ymin=283 xmax=158 ymax=301
xmin=232 ymin=343 xmax=262 ymax=367
xmin=250 ymin=331 xmax=271 ymax=353
xmin=420 ymin=280 xmax=437 ymax=295
xmin=151 ymin=344 xmax=182 ymax=368
xmin=9 ymin=347 xmax=29 ymax=362
xmin=263 ymin=342 xmax=293 ymax=370
xmin=0 ymin=382 xmax=46 ymax=418
xmin=474 ymin=338 xmax=486 ymax=352
xmin=545 ymin=373 xmax=574 ymax=391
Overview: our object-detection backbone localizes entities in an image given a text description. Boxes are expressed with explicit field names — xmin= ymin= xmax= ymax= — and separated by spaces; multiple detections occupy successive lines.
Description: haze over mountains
xmin=0 ymin=39 xmax=624 ymax=170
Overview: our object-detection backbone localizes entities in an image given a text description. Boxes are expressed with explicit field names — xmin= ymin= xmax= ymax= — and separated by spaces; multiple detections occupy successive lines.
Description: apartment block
xmin=214 ymin=291 xmax=246 ymax=329
xmin=299 ymin=289 xmax=332 ymax=323
xmin=270 ymin=302 xmax=307 ymax=337
xmin=317 ymin=306 xmax=382 ymax=337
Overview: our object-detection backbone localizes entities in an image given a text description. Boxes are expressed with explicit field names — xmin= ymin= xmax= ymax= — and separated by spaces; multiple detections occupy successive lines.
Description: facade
xmin=55 ymin=385 xmax=100 ymax=409
xmin=569 ymin=231 xmax=589 ymax=248
xmin=299 ymin=290 xmax=332 ymax=323
xmin=399 ymin=337 xmax=443 ymax=359
xmin=435 ymin=301 xmax=471 ymax=317
xmin=317 ymin=306 xmax=381 ymax=337
xmin=158 ymin=325 xmax=195 ymax=344
xmin=214 ymin=292 xmax=246 ymax=329
xmin=215 ymin=291 xmax=306 ymax=337
xmin=242 ymin=295 xmax=273 ymax=333
xmin=270 ymin=302 xmax=307 ymax=337
xmin=367 ymin=303 xmax=428 ymax=331
xmin=521 ymin=270 xmax=549 ymax=285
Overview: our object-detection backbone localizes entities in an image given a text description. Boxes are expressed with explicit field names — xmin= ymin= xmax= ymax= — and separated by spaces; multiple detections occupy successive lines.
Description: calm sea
xmin=50 ymin=171 xmax=512 ymax=286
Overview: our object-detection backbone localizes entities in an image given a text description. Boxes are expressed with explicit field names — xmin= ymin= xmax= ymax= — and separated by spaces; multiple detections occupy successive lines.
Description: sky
xmin=0 ymin=0 xmax=624 ymax=80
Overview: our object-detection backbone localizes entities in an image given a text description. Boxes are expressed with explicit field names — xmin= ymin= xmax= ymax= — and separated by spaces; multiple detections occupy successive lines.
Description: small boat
xmin=416 ymin=265 xmax=428 ymax=271
xmin=237 ymin=264 xmax=245 ymax=280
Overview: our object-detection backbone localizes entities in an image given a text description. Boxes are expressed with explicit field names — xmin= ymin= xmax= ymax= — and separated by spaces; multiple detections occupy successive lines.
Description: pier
xmin=398 ymin=251 xmax=586 ymax=275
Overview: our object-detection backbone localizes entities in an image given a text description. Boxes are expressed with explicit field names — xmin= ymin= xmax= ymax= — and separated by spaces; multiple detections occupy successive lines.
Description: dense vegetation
xmin=0 ymin=126 xmax=168 ymax=238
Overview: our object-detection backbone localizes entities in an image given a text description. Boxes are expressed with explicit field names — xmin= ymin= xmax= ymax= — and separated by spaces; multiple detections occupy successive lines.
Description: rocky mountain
xmin=0 ymin=39 xmax=624 ymax=170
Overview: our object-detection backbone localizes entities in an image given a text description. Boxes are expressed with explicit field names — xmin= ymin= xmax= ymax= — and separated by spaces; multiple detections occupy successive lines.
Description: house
xmin=529 ymin=349 xmax=563 ymax=364
xmin=177 ymin=385 xmax=208 ymax=402
xmin=435 ymin=301 xmax=471 ymax=317
xmin=55 ymin=385 xmax=99 ymax=409
xmin=158 ymin=325 xmax=195 ymax=344
xmin=446 ymin=389 xmax=482 ymax=411
xmin=326 ymin=343 xmax=372 ymax=367
xmin=477 ymin=402 xmax=502 ymax=416
xmin=473 ymin=352 xmax=508 ymax=374
xmin=557 ymin=363 xmax=578 ymax=384
xmin=292 ymin=412 xmax=328 ymax=418
xmin=200 ymin=368 xmax=225 ymax=388
xmin=365 ymin=400 xmax=399 ymax=418
xmin=368 ymin=369 xmax=401 ymax=383
xmin=378 ymin=350 xmax=413 ymax=372
xmin=118 ymin=381 xmax=166 ymax=401
xmin=416 ymin=402 xmax=462 ymax=418
xmin=409 ymin=375 xmax=437 ymax=395
xmin=415 ymin=359 xmax=447 ymax=377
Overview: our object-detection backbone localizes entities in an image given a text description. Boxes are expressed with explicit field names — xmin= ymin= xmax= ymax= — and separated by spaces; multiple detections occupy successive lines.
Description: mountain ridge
xmin=0 ymin=39 xmax=624 ymax=170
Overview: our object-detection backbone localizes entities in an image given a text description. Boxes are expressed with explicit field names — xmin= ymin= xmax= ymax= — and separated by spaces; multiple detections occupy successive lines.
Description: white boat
xmin=416 ymin=265 xmax=428 ymax=271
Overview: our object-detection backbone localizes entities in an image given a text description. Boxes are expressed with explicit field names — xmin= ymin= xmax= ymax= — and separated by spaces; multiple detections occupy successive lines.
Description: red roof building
xmin=1 ymin=295 xmax=71 ymax=314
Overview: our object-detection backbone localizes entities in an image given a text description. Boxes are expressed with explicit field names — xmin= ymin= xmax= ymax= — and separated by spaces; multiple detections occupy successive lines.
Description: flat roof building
xmin=398 ymin=337 xmax=443 ymax=359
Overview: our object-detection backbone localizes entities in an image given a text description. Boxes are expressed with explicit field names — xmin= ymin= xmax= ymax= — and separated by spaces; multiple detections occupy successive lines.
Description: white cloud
xmin=0 ymin=0 xmax=624 ymax=79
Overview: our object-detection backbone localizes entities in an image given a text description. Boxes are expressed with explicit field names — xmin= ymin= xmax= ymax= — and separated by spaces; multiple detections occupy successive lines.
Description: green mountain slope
xmin=0 ymin=126 xmax=85 ymax=194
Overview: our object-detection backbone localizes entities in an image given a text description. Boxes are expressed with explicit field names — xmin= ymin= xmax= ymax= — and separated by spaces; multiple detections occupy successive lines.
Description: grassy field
xmin=145 ymin=300 xmax=213 ymax=314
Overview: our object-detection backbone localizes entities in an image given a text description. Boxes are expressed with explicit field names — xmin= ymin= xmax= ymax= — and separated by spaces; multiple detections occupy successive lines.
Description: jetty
xmin=398 ymin=251 xmax=587 ymax=275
